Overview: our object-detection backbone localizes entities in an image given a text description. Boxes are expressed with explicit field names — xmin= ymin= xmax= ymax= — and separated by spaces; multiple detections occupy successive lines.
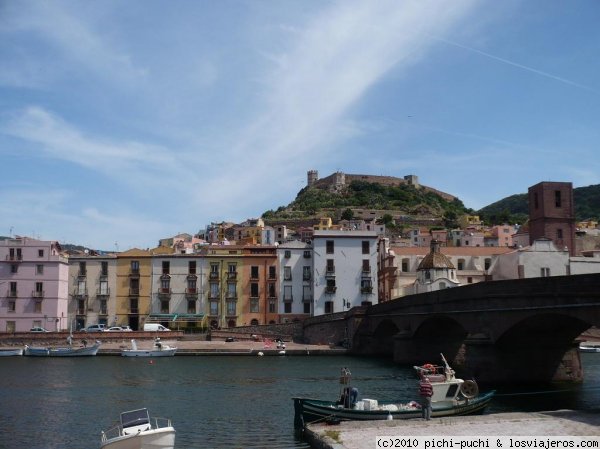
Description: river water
xmin=0 ymin=353 xmax=598 ymax=449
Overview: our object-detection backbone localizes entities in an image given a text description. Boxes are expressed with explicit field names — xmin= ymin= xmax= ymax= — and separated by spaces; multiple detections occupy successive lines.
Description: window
xmin=160 ymin=300 xmax=169 ymax=313
xmin=303 ymin=266 xmax=311 ymax=280
xmin=101 ymin=261 xmax=108 ymax=276
xmin=34 ymin=301 xmax=42 ymax=313
xmin=35 ymin=282 xmax=43 ymax=297
xmin=227 ymin=301 xmax=236 ymax=316
xmin=284 ymin=266 xmax=292 ymax=280
xmin=268 ymin=298 xmax=276 ymax=313
xmin=402 ymin=258 xmax=409 ymax=272
xmin=250 ymin=298 xmax=259 ymax=313
xmin=77 ymin=299 xmax=85 ymax=315
xmin=162 ymin=261 xmax=170 ymax=274
xmin=284 ymin=302 xmax=292 ymax=313
xmin=250 ymin=283 xmax=259 ymax=297
xmin=362 ymin=241 xmax=369 ymax=254
xmin=326 ymin=259 xmax=335 ymax=273
xmin=361 ymin=279 xmax=372 ymax=292
xmin=484 ymin=259 xmax=491 ymax=270
xmin=131 ymin=260 xmax=139 ymax=273
xmin=303 ymin=285 xmax=312 ymax=301
xmin=227 ymin=283 xmax=237 ymax=298
xmin=467 ymin=277 xmax=473 ymax=284
xmin=457 ymin=259 xmax=465 ymax=270
xmin=210 ymin=283 xmax=219 ymax=298
xmin=187 ymin=300 xmax=196 ymax=314
xmin=79 ymin=262 xmax=86 ymax=276
xmin=284 ymin=250 xmax=291 ymax=258
xmin=557 ymin=229 xmax=563 ymax=239
xmin=130 ymin=278 xmax=139 ymax=294
xmin=228 ymin=263 xmax=236 ymax=274
xmin=268 ymin=283 xmax=276 ymax=298
xmin=325 ymin=278 xmax=336 ymax=293
xmin=251 ymin=266 xmax=259 ymax=279
xmin=284 ymin=285 xmax=293 ymax=301
xmin=187 ymin=278 xmax=197 ymax=292
xmin=129 ymin=298 xmax=140 ymax=313
xmin=324 ymin=301 xmax=334 ymax=313
xmin=38 ymin=249 xmax=44 ymax=257
xmin=210 ymin=301 xmax=218 ymax=315
xmin=10 ymin=264 xmax=18 ymax=274
xmin=33 ymin=320 xmax=42 ymax=328
xmin=303 ymin=302 xmax=311 ymax=314
xmin=362 ymin=260 xmax=370 ymax=272
xmin=100 ymin=300 xmax=107 ymax=315
xmin=541 ymin=267 xmax=551 ymax=277
xmin=189 ymin=261 xmax=196 ymax=274
xmin=99 ymin=280 xmax=109 ymax=296
xmin=9 ymin=281 xmax=17 ymax=296
xmin=8 ymin=301 xmax=16 ymax=312
xmin=36 ymin=264 xmax=44 ymax=275
xmin=160 ymin=278 xmax=170 ymax=292
xmin=303 ymin=250 xmax=311 ymax=258
xmin=555 ymin=190 xmax=562 ymax=208
xmin=326 ymin=240 xmax=334 ymax=254
xmin=268 ymin=266 xmax=276 ymax=279
xmin=77 ymin=280 xmax=86 ymax=296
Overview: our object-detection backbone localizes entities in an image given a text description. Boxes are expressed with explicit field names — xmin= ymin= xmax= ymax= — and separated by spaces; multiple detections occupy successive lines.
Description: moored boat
xmin=293 ymin=354 xmax=495 ymax=428
xmin=23 ymin=340 xmax=101 ymax=357
xmin=100 ymin=408 xmax=175 ymax=449
xmin=0 ymin=348 xmax=23 ymax=356
xmin=579 ymin=345 xmax=600 ymax=353
xmin=121 ymin=338 xmax=177 ymax=357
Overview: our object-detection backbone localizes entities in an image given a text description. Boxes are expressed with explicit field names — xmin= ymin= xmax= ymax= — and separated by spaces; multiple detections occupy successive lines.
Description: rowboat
xmin=293 ymin=354 xmax=495 ymax=428
xmin=24 ymin=341 xmax=101 ymax=357
xmin=121 ymin=338 xmax=177 ymax=357
xmin=0 ymin=348 xmax=23 ymax=356
xmin=100 ymin=408 xmax=175 ymax=449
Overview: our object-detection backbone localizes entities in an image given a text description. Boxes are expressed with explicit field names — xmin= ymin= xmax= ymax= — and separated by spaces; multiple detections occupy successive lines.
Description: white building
xmin=312 ymin=230 xmax=378 ymax=315
xmin=278 ymin=241 xmax=313 ymax=319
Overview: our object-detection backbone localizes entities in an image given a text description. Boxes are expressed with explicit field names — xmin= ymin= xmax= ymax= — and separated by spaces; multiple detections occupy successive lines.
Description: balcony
xmin=226 ymin=293 xmax=238 ymax=300
xmin=72 ymin=289 xmax=88 ymax=299
xmin=185 ymin=288 xmax=199 ymax=298
xmin=302 ymin=296 xmax=313 ymax=302
xmin=7 ymin=290 xmax=18 ymax=298
xmin=325 ymin=286 xmax=337 ymax=294
xmin=129 ymin=269 xmax=140 ymax=278
xmin=283 ymin=296 xmax=293 ymax=303
xmin=227 ymin=272 xmax=237 ymax=280
xmin=158 ymin=288 xmax=171 ymax=297
xmin=6 ymin=255 xmax=22 ymax=262
xmin=32 ymin=290 xmax=45 ymax=299
xmin=325 ymin=268 xmax=336 ymax=278
xmin=187 ymin=273 xmax=197 ymax=280
xmin=78 ymin=270 xmax=87 ymax=278
xmin=208 ymin=293 xmax=219 ymax=300
xmin=129 ymin=288 xmax=140 ymax=296
xmin=209 ymin=272 xmax=219 ymax=280
xmin=96 ymin=288 xmax=110 ymax=297
xmin=361 ymin=286 xmax=373 ymax=294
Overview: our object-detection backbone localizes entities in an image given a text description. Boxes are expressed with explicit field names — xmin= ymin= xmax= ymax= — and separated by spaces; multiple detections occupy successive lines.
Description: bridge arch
xmin=411 ymin=315 xmax=468 ymax=367
xmin=370 ymin=319 xmax=400 ymax=356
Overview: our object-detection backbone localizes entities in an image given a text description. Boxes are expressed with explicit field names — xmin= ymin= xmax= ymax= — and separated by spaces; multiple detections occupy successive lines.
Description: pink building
xmin=491 ymin=224 xmax=516 ymax=247
xmin=0 ymin=237 xmax=69 ymax=332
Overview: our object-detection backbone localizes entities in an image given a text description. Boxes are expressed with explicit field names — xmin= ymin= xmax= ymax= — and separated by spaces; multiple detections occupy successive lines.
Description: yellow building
xmin=314 ymin=217 xmax=333 ymax=230
xmin=205 ymin=245 xmax=244 ymax=329
xmin=458 ymin=214 xmax=483 ymax=230
xmin=116 ymin=248 xmax=153 ymax=330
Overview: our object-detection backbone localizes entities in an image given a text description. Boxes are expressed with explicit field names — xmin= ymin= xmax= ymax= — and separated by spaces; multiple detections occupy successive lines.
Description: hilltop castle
xmin=306 ymin=170 xmax=456 ymax=202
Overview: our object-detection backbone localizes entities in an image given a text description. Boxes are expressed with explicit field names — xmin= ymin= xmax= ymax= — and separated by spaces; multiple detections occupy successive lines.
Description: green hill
xmin=478 ymin=184 xmax=600 ymax=224
xmin=262 ymin=180 xmax=470 ymax=227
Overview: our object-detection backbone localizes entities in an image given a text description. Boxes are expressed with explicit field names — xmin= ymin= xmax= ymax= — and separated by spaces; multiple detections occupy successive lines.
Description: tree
xmin=341 ymin=208 xmax=354 ymax=220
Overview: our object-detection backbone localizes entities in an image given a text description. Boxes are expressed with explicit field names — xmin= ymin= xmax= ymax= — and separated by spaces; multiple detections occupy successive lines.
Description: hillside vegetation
xmin=262 ymin=180 xmax=470 ymax=225
xmin=478 ymin=184 xmax=600 ymax=224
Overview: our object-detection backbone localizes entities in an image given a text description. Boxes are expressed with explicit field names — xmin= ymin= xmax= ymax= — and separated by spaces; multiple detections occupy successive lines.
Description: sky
xmin=1 ymin=1 xmax=599 ymax=251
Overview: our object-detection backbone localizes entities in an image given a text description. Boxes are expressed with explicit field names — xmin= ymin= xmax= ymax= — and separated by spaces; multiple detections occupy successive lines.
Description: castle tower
xmin=307 ymin=170 xmax=319 ymax=187
xmin=528 ymin=181 xmax=576 ymax=256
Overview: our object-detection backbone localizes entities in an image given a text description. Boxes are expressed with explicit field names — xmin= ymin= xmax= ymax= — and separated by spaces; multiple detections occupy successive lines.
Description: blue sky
xmin=1 ymin=1 xmax=599 ymax=251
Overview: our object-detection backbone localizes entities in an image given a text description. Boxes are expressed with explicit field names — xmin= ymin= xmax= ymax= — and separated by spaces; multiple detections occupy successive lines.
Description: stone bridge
xmin=302 ymin=273 xmax=600 ymax=383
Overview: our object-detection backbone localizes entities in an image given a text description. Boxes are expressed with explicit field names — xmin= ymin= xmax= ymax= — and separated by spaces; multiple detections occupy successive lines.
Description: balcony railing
xmin=361 ymin=286 xmax=373 ymax=294
xmin=158 ymin=288 xmax=171 ymax=296
xmin=6 ymin=255 xmax=22 ymax=262
xmin=32 ymin=290 xmax=45 ymax=298
xmin=185 ymin=288 xmax=198 ymax=297
xmin=283 ymin=296 xmax=293 ymax=302
xmin=72 ymin=290 xmax=88 ymax=298
xmin=7 ymin=290 xmax=18 ymax=298
xmin=78 ymin=270 xmax=87 ymax=277
xmin=129 ymin=288 xmax=140 ymax=296
xmin=208 ymin=293 xmax=219 ymax=300
xmin=129 ymin=269 xmax=140 ymax=277
xmin=325 ymin=286 xmax=337 ymax=294
xmin=325 ymin=267 xmax=336 ymax=277
xmin=227 ymin=272 xmax=237 ymax=280
xmin=226 ymin=293 xmax=238 ymax=300
xmin=209 ymin=272 xmax=219 ymax=279
xmin=97 ymin=288 xmax=110 ymax=297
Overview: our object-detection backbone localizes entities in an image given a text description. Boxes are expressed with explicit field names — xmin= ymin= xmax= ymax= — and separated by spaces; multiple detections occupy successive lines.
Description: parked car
xmin=83 ymin=324 xmax=106 ymax=332
xmin=106 ymin=326 xmax=133 ymax=332
xmin=30 ymin=327 xmax=50 ymax=333
xmin=143 ymin=323 xmax=170 ymax=332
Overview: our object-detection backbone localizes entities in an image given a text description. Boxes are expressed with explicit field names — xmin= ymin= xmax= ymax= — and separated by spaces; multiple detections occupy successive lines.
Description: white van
xmin=143 ymin=323 xmax=171 ymax=332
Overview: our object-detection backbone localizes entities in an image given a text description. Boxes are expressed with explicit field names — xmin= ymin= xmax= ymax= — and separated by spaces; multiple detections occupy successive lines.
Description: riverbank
xmin=304 ymin=410 xmax=600 ymax=449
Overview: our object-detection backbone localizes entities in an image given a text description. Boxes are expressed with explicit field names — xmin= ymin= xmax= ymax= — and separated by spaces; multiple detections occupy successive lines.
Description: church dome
xmin=417 ymin=240 xmax=455 ymax=270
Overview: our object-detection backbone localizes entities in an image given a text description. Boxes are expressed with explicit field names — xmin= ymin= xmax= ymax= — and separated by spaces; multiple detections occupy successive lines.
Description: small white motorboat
xmin=579 ymin=345 xmax=600 ymax=353
xmin=100 ymin=408 xmax=175 ymax=449
xmin=121 ymin=338 xmax=177 ymax=357
xmin=0 ymin=348 xmax=23 ymax=356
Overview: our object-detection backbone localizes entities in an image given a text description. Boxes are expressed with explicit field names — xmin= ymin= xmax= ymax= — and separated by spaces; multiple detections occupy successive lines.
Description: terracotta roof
xmin=391 ymin=246 xmax=514 ymax=256
xmin=417 ymin=240 xmax=455 ymax=270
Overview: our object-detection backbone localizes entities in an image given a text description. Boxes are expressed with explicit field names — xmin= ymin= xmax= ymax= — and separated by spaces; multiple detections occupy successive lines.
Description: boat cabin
xmin=120 ymin=408 xmax=151 ymax=435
